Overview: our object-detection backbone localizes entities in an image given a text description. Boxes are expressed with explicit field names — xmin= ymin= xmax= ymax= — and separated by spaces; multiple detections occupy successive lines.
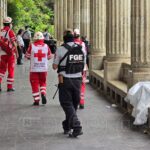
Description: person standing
xmin=53 ymin=29 xmax=85 ymax=137
xmin=22 ymin=25 xmax=31 ymax=53
xmin=43 ymin=28 xmax=51 ymax=41
xmin=81 ymin=36 xmax=90 ymax=68
xmin=74 ymin=28 xmax=87 ymax=109
xmin=16 ymin=29 xmax=24 ymax=65
xmin=0 ymin=16 xmax=18 ymax=92
xmin=25 ymin=32 xmax=52 ymax=106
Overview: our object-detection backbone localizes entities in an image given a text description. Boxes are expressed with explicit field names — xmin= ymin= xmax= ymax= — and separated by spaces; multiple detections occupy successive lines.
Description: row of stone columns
xmin=104 ymin=0 xmax=131 ymax=84
xmin=89 ymin=0 xmax=106 ymax=70
xmin=54 ymin=0 xmax=150 ymax=87
xmin=106 ymin=0 xmax=131 ymax=61
xmin=0 ymin=0 xmax=7 ymax=29
xmin=54 ymin=0 xmax=90 ymax=42
xmin=130 ymin=0 xmax=150 ymax=86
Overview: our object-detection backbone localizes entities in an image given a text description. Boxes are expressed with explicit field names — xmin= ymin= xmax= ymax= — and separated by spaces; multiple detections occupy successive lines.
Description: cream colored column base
xmin=89 ymin=55 xmax=104 ymax=71
xmin=104 ymin=60 xmax=122 ymax=81
xmin=128 ymin=71 xmax=150 ymax=89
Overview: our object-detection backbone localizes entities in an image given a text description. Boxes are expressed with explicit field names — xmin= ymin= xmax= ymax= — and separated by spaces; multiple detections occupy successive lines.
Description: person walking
xmin=16 ymin=29 xmax=24 ymax=65
xmin=74 ymin=28 xmax=87 ymax=109
xmin=25 ymin=32 xmax=52 ymax=106
xmin=22 ymin=25 xmax=31 ymax=53
xmin=53 ymin=29 xmax=85 ymax=137
xmin=0 ymin=16 xmax=18 ymax=92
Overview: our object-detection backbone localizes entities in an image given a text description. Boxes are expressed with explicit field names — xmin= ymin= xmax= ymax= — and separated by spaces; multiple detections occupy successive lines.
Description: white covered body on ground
xmin=125 ymin=81 xmax=150 ymax=125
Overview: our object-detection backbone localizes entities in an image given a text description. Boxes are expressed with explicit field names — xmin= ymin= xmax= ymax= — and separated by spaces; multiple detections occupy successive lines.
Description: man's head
xmin=25 ymin=25 xmax=30 ymax=30
xmin=45 ymin=28 xmax=48 ymax=32
xmin=33 ymin=32 xmax=44 ymax=41
xmin=63 ymin=29 xmax=74 ymax=43
xmin=74 ymin=28 xmax=80 ymax=38
xmin=3 ymin=16 xmax=12 ymax=27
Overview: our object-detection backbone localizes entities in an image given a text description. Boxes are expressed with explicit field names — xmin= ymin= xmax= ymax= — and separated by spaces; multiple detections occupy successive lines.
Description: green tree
xmin=7 ymin=0 xmax=54 ymax=35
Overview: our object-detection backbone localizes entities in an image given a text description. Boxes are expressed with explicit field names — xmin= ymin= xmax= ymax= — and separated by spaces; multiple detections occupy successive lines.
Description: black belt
xmin=63 ymin=77 xmax=82 ymax=80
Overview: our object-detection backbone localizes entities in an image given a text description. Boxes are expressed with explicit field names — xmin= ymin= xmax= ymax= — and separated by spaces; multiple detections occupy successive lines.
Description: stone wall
xmin=54 ymin=0 xmax=150 ymax=128
xmin=0 ymin=0 xmax=7 ymax=29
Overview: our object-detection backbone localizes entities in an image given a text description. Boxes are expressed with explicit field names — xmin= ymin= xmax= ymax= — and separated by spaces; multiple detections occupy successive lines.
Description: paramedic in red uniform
xmin=74 ymin=29 xmax=87 ymax=109
xmin=0 ymin=16 xmax=18 ymax=92
xmin=25 ymin=32 xmax=52 ymax=106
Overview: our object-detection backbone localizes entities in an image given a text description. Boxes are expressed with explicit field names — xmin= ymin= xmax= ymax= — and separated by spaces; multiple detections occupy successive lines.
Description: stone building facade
xmin=0 ymin=0 xmax=7 ymax=29
xmin=54 ymin=0 xmax=150 ymax=113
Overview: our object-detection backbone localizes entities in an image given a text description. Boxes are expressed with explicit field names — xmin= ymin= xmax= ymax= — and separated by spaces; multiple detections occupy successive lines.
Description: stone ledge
xmin=90 ymin=70 xmax=104 ymax=90
xmin=106 ymin=80 xmax=128 ymax=112
xmin=107 ymin=80 xmax=128 ymax=96
xmin=91 ymin=70 xmax=104 ymax=81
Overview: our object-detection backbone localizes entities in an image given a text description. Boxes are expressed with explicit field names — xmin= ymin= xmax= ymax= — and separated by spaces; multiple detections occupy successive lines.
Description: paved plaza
xmin=0 ymin=60 xmax=150 ymax=150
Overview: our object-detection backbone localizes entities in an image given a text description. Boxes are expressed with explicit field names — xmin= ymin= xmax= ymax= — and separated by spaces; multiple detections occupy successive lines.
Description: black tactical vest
xmin=58 ymin=43 xmax=84 ymax=74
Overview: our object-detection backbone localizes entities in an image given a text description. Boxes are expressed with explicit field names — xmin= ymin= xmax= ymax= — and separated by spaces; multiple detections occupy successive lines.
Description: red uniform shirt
xmin=0 ymin=26 xmax=17 ymax=55
xmin=1 ymin=26 xmax=16 ymax=42
xmin=74 ymin=38 xmax=83 ymax=45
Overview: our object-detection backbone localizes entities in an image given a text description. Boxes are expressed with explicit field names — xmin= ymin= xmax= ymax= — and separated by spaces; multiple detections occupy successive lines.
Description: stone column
xmin=0 ymin=0 xmax=2 ymax=28
xmin=3 ymin=0 xmax=6 ymax=17
xmin=5 ymin=0 xmax=7 ymax=16
xmin=54 ymin=0 xmax=60 ymax=40
xmin=129 ymin=0 xmax=150 ymax=87
xmin=73 ymin=0 xmax=80 ymax=29
xmin=104 ymin=0 xmax=131 ymax=81
xmin=54 ymin=0 xmax=64 ymax=43
xmin=63 ymin=0 xmax=67 ymax=31
xmin=54 ymin=0 xmax=58 ymax=39
xmin=0 ymin=0 xmax=3 ymax=28
xmin=67 ymin=0 xmax=73 ymax=29
xmin=59 ymin=0 xmax=64 ymax=41
xmin=80 ymin=0 xmax=90 ymax=40
xmin=89 ymin=0 xmax=106 ymax=70
xmin=106 ymin=0 xmax=131 ymax=61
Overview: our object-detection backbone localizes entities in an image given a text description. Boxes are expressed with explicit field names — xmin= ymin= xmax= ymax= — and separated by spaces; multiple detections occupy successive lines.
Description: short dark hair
xmin=25 ymin=25 xmax=30 ymax=29
xmin=63 ymin=29 xmax=74 ymax=43
xmin=45 ymin=28 xmax=48 ymax=32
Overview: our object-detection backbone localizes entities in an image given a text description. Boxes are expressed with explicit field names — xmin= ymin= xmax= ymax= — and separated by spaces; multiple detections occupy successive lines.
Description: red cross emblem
xmin=34 ymin=50 xmax=46 ymax=61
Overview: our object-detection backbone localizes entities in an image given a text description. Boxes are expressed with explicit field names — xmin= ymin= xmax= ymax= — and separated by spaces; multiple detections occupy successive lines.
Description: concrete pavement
xmin=0 ymin=59 xmax=150 ymax=150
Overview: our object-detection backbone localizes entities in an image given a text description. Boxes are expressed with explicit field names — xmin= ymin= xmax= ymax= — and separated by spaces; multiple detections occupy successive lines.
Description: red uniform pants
xmin=30 ymin=72 xmax=47 ymax=102
xmin=80 ymin=71 xmax=86 ymax=105
xmin=0 ymin=55 xmax=15 ymax=89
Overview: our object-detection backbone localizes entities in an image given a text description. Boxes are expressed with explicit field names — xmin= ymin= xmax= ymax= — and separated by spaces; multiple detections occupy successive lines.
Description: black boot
xmin=33 ymin=101 xmax=39 ymax=106
xmin=69 ymin=120 xmax=83 ymax=137
xmin=41 ymin=94 xmax=47 ymax=104
xmin=62 ymin=120 xmax=71 ymax=134
xmin=79 ymin=104 xmax=84 ymax=109
xmin=69 ymin=127 xmax=83 ymax=137
xmin=0 ymin=83 xmax=1 ymax=92
xmin=7 ymin=88 xmax=15 ymax=92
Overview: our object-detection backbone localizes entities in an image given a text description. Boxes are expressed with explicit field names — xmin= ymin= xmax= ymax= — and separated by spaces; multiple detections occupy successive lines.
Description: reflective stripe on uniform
xmin=7 ymin=82 xmax=13 ymax=84
xmin=32 ymin=92 xmax=40 ymax=96
xmin=40 ymin=87 xmax=46 ymax=90
xmin=7 ymin=78 xmax=14 ymax=81
xmin=34 ymin=97 xmax=40 ymax=100
xmin=0 ymin=73 xmax=5 ymax=77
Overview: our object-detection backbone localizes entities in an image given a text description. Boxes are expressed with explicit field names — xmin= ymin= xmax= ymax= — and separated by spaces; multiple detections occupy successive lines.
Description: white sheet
xmin=125 ymin=82 xmax=150 ymax=125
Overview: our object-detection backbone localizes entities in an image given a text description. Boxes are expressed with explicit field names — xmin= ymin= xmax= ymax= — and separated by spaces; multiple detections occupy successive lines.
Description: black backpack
xmin=58 ymin=43 xmax=84 ymax=74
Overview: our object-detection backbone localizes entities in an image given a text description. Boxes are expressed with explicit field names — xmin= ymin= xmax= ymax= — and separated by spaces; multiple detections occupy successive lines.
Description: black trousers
xmin=23 ymin=39 xmax=30 ymax=53
xmin=59 ymin=78 xmax=82 ymax=130
xmin=17 ymin=46 xmax=23 ymax=64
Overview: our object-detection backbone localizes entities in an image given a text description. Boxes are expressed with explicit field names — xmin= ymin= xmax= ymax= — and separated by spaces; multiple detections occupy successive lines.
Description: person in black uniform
xmin=53 ymin=29 xmax=86 ymax=137
xmin=22 ymin=26 xmax=31 ymax=53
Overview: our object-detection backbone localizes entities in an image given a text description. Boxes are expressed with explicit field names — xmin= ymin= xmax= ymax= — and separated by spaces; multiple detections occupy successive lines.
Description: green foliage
xmin=7 ymin=0 xmax=54 ymax=35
